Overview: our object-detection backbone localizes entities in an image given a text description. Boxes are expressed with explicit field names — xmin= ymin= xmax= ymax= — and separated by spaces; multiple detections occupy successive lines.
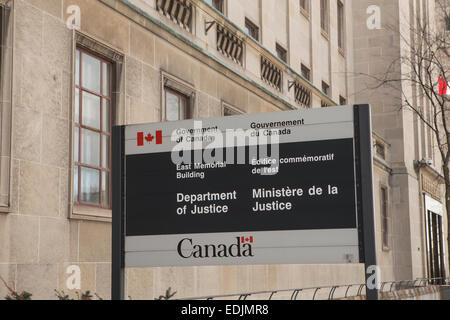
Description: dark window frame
xmin=74 ymin=47 xmax=113 ymax=210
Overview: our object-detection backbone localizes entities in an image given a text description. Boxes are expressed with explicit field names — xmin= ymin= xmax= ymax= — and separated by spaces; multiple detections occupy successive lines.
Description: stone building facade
xmin=352 ymin=0 xmax=449 ymax=283
xmin=0 ymin=0 xmax=447 ymax=299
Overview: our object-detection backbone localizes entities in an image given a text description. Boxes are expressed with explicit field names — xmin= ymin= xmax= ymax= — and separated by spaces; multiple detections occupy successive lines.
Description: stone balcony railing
xmin=216 ymin=24 xmax=244 ymax=66
xmin=289 ymin=80 xmax=312 ymax=108
xmin=260 ymin=55 xmax=282 ymax=91
xmin=156 ymin=0 xmax=192 ymax=31
xmin=129 ymin=0 xmax=337 ymax=109
xmin=372 ymin=132 xmax=391 ymax=162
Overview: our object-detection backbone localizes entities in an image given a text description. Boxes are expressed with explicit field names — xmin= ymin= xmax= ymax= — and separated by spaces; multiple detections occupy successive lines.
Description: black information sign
xmin=125 ymin=139 xmax=356 ymax=236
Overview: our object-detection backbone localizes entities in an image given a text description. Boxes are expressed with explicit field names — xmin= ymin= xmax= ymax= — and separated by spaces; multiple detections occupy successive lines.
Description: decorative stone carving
xmin=75 ymin=31 xmax=124 ymax=63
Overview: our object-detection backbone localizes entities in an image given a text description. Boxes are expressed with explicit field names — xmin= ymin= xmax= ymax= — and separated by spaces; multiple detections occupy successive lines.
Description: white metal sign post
xmin=112 ymin=104 xmax=378 ymax=300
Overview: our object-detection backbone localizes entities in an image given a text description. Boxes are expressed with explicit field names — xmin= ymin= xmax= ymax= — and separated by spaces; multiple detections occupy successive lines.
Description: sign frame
xmin=111 ymin=104 xmax=378 ymax=300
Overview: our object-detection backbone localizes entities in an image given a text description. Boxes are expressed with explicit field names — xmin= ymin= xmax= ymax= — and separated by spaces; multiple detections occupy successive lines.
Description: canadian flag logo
xmin=439 ymin=77 xmax=449 ymax=96
xmin=241 ymin=236 xmax=254 ymax=244
xmin=137 ymin=131 xmax=162 ymax=146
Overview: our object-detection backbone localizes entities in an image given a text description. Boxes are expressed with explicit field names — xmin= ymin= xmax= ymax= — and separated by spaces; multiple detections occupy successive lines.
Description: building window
xmin=222 ymin=102 xmax=244 ymax=116
xmin=301 ymin=64 xmax=311 ymax=81
xmin=163 ymin=87 xmax=190 ymax=121
xmin=339 ymin=95 xmax=347 ymax=105
xmin=275 ymin=43 xmax=287 ymax=63
xmin=322 ymin=81 xmax=330 ymax=96
xmin=74 ymin=48 xmax=112 ymax=209
xmin=320 ymin=0 xmax=329 ymax=35
xmin=244 ymin=18 xmax=259 ymax=41
xmin=426 ymin=208 xmax=446 ymax=283
xmin=0 ymin=5 xmax=2 ymax=84
xmin=204 ymin=0 xmax=223 ymax=13
xmin=321 ymin=81 xmax=330 ymax=107
xmin=299 ymin=0 xmax=310 ymax=16
xmin=0 ymin=3 xmax=13 ymax=210
xmin=381 ymin=187 xmax=389 ymax=250
xmin=337 ymin=1 xmax=345 ymax=51
xmin=375 ymin=141 xmax=386 ymax=159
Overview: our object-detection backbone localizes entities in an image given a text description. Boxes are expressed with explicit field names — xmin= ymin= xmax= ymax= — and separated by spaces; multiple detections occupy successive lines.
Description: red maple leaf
xmin=145 ymin=133 xmax=154 ymax=143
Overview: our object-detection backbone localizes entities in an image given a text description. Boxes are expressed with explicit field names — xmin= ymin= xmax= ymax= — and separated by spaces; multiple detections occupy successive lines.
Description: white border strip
xmin=125 ymin=106 xmax=354 ymax=155
xmin=125 ymin=229 xmax=359 ymax=267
